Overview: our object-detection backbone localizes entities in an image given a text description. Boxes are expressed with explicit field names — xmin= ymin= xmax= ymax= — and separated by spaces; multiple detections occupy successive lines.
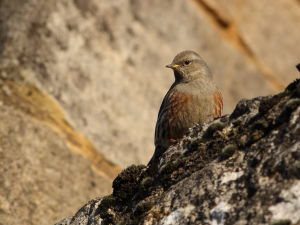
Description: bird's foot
xmin=168 ymin=138 xmax=177 ymax=143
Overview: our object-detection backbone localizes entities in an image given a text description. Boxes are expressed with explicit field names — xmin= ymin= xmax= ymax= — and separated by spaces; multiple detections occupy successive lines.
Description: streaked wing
xmin=155 ymin=88 xmax=192 ymax=146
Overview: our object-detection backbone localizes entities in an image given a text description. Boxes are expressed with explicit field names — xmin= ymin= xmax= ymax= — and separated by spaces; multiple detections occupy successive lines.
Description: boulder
xmin=0 ymin=0 xmax=299 ymax=224
xmin=56 ymin=79 xmax=300 ymax=225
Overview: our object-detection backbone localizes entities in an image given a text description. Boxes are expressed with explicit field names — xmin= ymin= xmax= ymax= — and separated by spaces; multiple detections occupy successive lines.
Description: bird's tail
xmin=147 ymin=145 xmax=167 ymax=169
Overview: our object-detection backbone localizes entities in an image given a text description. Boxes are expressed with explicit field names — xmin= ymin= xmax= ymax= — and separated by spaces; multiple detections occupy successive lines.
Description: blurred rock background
xmin=0 ymin=0 xmax=299 ymax=224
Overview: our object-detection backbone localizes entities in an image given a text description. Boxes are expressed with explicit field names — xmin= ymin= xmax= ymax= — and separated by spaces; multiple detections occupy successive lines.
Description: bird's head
xmin=166 ymin=50 xmax=212 ymax=82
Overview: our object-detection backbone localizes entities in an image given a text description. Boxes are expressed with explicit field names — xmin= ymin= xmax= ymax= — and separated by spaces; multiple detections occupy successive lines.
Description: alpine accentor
xmin=148 ymin=50 xmax=223 ymax=165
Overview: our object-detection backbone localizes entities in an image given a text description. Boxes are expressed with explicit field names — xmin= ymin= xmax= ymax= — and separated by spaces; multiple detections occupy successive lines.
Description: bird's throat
xmin=173 ymin=70 xmax=183 ymax=82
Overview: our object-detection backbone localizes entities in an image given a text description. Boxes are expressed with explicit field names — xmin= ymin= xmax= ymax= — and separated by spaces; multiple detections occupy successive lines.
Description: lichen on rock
xmin=56 ymin=80 xmax=300 ymax=225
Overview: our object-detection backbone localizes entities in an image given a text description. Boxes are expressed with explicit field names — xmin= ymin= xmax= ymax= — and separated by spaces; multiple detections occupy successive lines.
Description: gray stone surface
xmin=2 ymin=0 xmax=298 ymax=168
xmin=57 ymin=79 xmax=300 ymax=225
xmin=0 ymin=0 xmax=299 ymax=224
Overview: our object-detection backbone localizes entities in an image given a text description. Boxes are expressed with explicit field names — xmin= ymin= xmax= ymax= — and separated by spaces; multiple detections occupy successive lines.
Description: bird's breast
xmin=163 ymin=89 xmax=214 ymax=138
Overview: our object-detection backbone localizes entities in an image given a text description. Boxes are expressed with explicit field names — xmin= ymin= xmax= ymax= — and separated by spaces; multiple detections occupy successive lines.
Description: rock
xmin=57 ymin=79 xmax=300 ymax=224
xmin=0 ymin=69 xmax=120 ymax=224
xmin=0 ymin=105 xmax=112 ymax=225
xmin=1 ymin=0 xmax=298 ymax=169
xmin=0 ymin=0 xmax=299 ymax=224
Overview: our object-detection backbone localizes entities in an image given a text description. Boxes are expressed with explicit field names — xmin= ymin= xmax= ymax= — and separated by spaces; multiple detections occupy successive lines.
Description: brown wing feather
xmin=155 ymin=90 xmax=192 ymax=147
xmin=213 ymin=90 xmax=223 ymax=118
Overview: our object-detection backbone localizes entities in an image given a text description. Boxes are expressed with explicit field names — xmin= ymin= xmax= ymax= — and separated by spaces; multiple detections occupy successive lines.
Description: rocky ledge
xmin=57 ymin=79 xmax=300 ymax=225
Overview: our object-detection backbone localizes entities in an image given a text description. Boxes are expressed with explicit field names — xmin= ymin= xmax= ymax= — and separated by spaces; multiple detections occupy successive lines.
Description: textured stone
xmin=0 ymin=106 xmax=111 ymax=225
xmin=196 ymin=0 xmax=300 ymax=87
xmin=57 ymin=79 xmax=300 ymax=225
xmin=0 ymin=0 xmax=299 ymax=224
xmin=1 ymin=0 xmax=297 ymax=168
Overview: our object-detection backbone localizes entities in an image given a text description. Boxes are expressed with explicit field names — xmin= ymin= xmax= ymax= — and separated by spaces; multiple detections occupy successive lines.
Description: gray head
xmin=166 ymin=50 xmax=212 ymax=82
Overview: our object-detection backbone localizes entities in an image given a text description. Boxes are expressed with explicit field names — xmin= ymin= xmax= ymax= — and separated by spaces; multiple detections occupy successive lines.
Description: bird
xmin=148 ymin=50 xmax=223 ymax=166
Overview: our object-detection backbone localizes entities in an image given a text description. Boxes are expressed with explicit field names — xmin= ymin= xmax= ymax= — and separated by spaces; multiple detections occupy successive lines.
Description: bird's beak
xmin=166 ymin=64 xmax=180 ymax=69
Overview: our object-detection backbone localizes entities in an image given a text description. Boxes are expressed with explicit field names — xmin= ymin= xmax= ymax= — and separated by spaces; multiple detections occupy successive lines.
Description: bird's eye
xmin=184 ymin=60 xmax=191 ymax=66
